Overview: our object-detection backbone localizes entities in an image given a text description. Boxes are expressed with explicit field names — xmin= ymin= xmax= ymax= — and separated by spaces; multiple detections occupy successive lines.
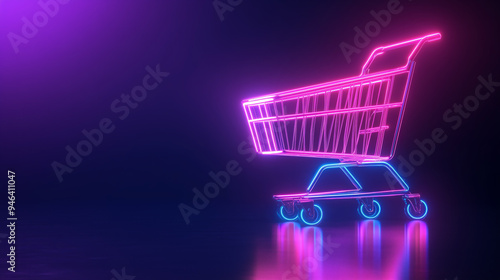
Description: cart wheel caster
xmin=358 ymin=200 xmax=381 ymax=219
xmin=278 ymin=205 xmax=299 ymax=221
xmin=405 ymin=200 xmax=428 ymax=220
xmin=300 ymin=204 xmax=323 ymax=225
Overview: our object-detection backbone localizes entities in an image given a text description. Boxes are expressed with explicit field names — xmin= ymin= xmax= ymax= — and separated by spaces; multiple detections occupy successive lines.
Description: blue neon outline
xmin=307 ymin=163 xmax=359 ymax=192
xmin=359 ymin=200 xmax=381 ymax=219
xmin=300 ymin=204 xmax=324 ymax=226
xmin=406 ymin=200 xmax=428 ymax=220
xmin=341 ymin=167 xmax=363 ymax=190
xmin=279 ymin=205 xmax=298 ymax=221
xmin=306 ymin=162 xmax=409 ymax=193
xmin=306 ymin=166 xmax=329 ymax=192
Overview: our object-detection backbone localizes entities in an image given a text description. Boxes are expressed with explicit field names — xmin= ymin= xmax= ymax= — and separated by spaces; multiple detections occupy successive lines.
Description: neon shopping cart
xmin=241 ymin=33 xmax=441 ymax=225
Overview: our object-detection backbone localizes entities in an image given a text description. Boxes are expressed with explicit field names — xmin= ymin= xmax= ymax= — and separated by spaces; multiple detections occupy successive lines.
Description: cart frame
xmin=242 ymin=33 xmax=441 ymax=225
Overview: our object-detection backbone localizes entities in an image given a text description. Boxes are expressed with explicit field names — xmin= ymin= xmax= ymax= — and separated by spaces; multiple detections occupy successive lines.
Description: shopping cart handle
xmin=360 ymin=33 xmax=441 ymax=75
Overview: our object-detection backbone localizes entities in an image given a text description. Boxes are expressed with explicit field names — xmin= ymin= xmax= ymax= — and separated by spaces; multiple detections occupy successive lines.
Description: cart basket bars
xmin=242 ymin=33 xmax=441 ymax=162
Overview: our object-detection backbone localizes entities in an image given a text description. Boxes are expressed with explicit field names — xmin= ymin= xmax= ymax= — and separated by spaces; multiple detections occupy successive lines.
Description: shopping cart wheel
xmin=278 ymin=205 xmax=299 ymax=221
xmin=405 ymin=200 xmax=428 ymax=220
xmin=300 ymin=204 xmax=323 ymax=226
xmin=358 ymin=199 xmax=381 ymax=219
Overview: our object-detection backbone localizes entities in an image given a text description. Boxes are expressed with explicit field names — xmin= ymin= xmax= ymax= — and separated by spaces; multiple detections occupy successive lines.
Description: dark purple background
xmin=0 ymin=0 xmax=499 ymax=279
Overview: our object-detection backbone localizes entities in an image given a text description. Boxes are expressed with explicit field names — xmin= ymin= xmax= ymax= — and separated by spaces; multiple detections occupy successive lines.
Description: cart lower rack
xmin=242 ymin=33 xmax=441 ymax=225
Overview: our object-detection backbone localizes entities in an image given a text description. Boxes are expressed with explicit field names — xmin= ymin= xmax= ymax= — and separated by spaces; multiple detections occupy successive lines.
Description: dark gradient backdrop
xmin=0 ymin=0 xmax=499 ymax=279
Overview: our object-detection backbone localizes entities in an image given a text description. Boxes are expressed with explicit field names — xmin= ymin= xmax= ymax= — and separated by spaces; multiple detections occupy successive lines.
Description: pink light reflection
xmin=251 ymin=222 xmax=428 ymax=280
xmin=357 ymin=220 xmax=382 ymax=278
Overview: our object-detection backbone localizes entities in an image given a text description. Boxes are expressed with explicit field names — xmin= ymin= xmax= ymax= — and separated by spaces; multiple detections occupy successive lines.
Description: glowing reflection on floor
xmin=251 ymin=221 xmax=428 ymax=280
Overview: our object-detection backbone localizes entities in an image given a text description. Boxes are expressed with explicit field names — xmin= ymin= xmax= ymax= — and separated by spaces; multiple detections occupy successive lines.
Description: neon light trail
xmin=242 ymin=33 xmax=441 ymax=225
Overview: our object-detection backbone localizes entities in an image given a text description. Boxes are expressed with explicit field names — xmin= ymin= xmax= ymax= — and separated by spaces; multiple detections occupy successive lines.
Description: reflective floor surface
xmin=252 ymin=221 xmax=428 ymax=280
xmin=0 ymin=201 xmax=495 ymax=280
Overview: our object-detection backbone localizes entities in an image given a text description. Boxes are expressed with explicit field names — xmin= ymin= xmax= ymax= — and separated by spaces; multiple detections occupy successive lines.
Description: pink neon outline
xmin=242 ymin=33 xmax=440 ymax=222
xmin=261 ymin=151 xmax=283 ymax=155
xmin=242 ymin=103 xmax=262 ymax=153
xmin=242 ymin=33 xmax=441 ymax=161
xmin=247 ymin=103 xmax=402 ymax=123
xmin=263 ymin=104 xmax=278 ymax=151
xmin=361 ymin=33 xmax=441 ymax=75
xmin=257 ymin=105 xmax=272 ymax=151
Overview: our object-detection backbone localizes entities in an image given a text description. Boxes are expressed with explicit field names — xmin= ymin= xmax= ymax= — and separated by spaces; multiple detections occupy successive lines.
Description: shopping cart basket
xmin=242 ymin=33 xmax=441 ymax=225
